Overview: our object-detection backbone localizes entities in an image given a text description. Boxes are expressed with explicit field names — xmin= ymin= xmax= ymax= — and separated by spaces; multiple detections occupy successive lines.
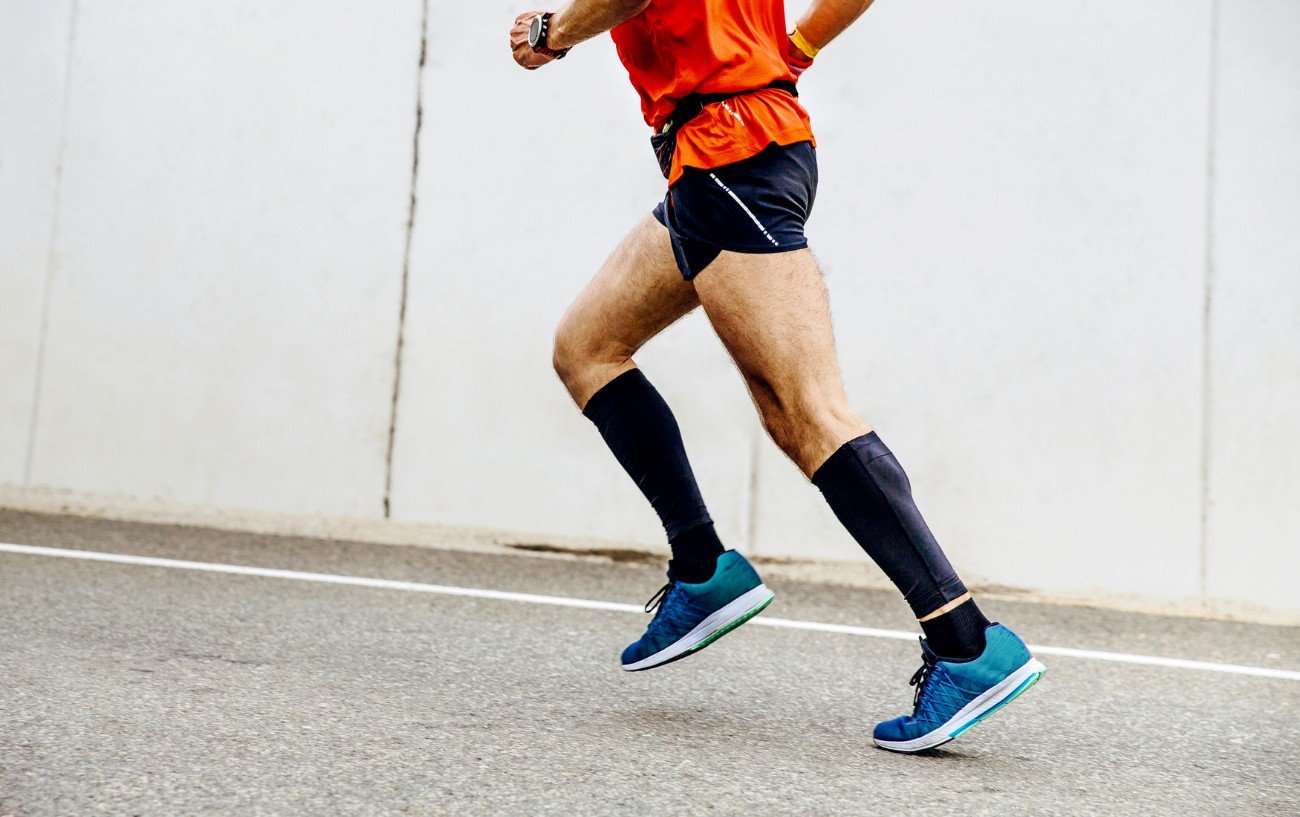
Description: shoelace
xmin=909 ymin=653 xmax=937 ymax=711
xmin=644 ymin=580 xmax=676 ymax=618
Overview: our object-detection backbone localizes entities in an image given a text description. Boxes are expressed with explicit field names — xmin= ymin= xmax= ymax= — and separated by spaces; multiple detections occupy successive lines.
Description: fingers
xmin=511 ymin=38 xmax=548 ymax=69
xmin=786 ymin=37 xmax=814 ymax=79
xmin=508 ymin=10 xmax=555 ymax=70
xmin=509 ymin=18 xmax=530 ymax=68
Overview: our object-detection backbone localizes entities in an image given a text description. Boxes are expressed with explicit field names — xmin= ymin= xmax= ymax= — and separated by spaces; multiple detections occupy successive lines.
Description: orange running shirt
xmin=610 ymin=0 xmax=816 ymax=185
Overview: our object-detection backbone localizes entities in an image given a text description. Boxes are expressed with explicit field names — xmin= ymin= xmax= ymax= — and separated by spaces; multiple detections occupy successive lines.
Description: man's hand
xmin=510 ymin=0 xmax=650 ymax=70
xmin=510 ymin=11 xmax=556 ymax=70
xmin=786 ymin=35 xmax=815 ymax=79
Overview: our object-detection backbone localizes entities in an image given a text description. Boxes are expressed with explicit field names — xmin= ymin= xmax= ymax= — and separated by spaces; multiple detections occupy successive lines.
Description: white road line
xmin=3 ymin=541 xmax=1297 ymax=682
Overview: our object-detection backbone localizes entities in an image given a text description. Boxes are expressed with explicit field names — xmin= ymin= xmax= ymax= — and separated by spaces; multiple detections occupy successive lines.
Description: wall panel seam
xmin=24 ymin=0 xmax=81 ymax=485
xmin=1197 ymin=0 xmax=1221 ymax=596
xmin=383 ymin=0 xmax=431 ymax=518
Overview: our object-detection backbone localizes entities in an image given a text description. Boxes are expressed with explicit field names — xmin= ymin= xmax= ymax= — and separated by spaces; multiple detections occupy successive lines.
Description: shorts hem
xmin=713 ymin=240 xmax=810 ymax=256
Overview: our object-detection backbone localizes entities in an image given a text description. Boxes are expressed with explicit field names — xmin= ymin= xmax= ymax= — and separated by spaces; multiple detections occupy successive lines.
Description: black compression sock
xmin=583 ymin=367 xmax=717 ymax=545
xmin=668 ymin=523 xmax=725 ymax=582
xmin=812 ymin=432 xmax=969 ymax=618
xmin=919 ymin=599 xmax=991 ymax=660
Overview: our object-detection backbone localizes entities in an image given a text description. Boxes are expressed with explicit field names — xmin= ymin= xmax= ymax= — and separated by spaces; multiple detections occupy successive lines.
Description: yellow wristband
xmin=790 ymin=28 xmax=821 ymax=59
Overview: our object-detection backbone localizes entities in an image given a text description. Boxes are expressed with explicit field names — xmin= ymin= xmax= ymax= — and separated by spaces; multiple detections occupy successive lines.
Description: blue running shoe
xmin=621 ymin=550 xmax=774 ymax=671
xmin=874 ymin=624 xmax=1045 ymax=753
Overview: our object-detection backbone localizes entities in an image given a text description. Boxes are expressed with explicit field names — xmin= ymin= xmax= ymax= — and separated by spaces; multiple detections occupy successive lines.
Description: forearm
xmin=793 ymin=0 xmax=876 ymax=52
xmin=549 ymin=0 xmax=650 ymax=50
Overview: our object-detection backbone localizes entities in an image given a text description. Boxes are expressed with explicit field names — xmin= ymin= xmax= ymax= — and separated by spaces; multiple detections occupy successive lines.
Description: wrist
xmin=790 ymin=28 xmax=821 ymax=60
xmin=546 ymin=12 xmax=572 ymax=51
xmin=529 ymin=12 xmax=571 ymax=58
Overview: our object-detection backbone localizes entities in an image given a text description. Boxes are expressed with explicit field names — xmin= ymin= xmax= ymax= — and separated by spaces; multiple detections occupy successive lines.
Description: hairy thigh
xmin=554 ymin=214 xmax=700 ymax=407
xmin=693 ymin=248 xmax=867 ymax=473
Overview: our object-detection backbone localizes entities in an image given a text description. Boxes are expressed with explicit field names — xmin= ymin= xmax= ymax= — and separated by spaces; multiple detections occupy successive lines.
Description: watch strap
xmin=532 ymin=12 xmax=570 ymax=59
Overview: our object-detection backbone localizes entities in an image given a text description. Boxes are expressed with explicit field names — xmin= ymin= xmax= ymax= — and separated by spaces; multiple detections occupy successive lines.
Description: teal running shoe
xmin=621 ymin=550 xmax=774 ymax=671
xmin=874 ymin=624 xmax=1045 ymax=753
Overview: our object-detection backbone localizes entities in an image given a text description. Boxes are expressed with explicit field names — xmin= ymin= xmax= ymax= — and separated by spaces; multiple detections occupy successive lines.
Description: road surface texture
xmin=1 ymin=509 xmax=1296 ymax=816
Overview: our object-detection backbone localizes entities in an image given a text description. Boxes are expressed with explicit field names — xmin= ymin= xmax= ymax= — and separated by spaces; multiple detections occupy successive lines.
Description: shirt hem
xmin=668 ymin=128 xmax=816 ymax=186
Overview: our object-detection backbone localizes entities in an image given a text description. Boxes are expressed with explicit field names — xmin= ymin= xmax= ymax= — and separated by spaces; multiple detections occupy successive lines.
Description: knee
xmin=551 ymin=326 xmax=580 ymax=387
xmin=755 ymin=399 xmax=800 ymax=456
xmin=550 ymin=326 xmax=588 ymax=393
xmin=750 ymin=383 xmax=811 ymax=453
xmin=552 ymin=321 xmax=629 ymax=397
xmin=757 ymin=392 xmax=865 ymax=466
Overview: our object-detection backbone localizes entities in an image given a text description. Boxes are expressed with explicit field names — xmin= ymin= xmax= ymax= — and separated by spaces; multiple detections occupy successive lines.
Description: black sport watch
xmin=528 ymin=12 xmax=570 ymax=59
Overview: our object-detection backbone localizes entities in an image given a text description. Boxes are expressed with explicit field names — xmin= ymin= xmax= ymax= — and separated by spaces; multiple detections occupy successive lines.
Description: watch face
xmin=528 ymin=15 xmax=543 ymax=49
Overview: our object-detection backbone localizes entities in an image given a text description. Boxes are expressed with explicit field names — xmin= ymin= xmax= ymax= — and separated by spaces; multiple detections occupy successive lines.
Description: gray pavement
xmin=1 ymin=510 xmax=1297 ymax=816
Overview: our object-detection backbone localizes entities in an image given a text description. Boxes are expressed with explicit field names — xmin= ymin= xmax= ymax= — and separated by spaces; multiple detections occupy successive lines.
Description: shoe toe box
xmin=621 ymin=638 xmax=652 ymax=667
xmin=873 ymin=715 xmax=926 ymax=743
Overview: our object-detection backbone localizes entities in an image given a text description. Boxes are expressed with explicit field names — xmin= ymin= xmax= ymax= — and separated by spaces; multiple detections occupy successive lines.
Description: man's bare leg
xmin=693 ymin=247 xmax=1043 ymax=752
xmin=690 ymin=248 xmax=868 ymax=478
xmin=553 ymin=216 xmax=774 ymax=671
xmin=552 ymin=215 xmax=698 ymax=408
xmin=552 ymin=214 xmax=713 ymax=564
xmin=692 ymin=248 xmax=974 ymax=624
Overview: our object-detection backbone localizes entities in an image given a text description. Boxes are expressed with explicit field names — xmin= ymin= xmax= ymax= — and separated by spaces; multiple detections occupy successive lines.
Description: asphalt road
xmin=1 ymin=510 xmax=1297 ymax=816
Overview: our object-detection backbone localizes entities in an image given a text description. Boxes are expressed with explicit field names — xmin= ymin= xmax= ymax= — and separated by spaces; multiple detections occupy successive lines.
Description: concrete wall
xmin=1204 ymin=0 xmax=1300 ymax=611
xmin=387 ymin=0 xmax=759 ymax=553
xmin=752 ymin=0 xmax=1212 ymax=603
xmin=5 ymin=0 xmax=423 ymax=515
xmin=0 ymin=0 xmax=75 ymax=484
xmin=2 ymin=1 xmax=1296 ymax=614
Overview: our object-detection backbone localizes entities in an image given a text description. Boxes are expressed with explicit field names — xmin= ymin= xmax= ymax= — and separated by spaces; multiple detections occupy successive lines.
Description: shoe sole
xmin=621 ymin=584 xmax=775 ymax=672
xmin=873 ymin=657 xmax=1046 ymax=753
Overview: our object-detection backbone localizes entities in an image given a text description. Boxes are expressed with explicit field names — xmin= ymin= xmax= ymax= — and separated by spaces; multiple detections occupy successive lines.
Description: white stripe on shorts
xmin=708 ymin=172 xmax=781 ymax=247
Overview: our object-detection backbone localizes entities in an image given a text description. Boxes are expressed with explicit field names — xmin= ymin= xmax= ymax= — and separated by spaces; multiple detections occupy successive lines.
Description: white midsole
xmin=622 ymin=584 xmax=774 ymax=671
xmin=873 ymin=656 xmax=1046 ymax=752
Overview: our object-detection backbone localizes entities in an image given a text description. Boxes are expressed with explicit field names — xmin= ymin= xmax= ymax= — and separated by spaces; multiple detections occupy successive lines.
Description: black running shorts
xmin=652 ymin=140 xmax=817 ymax=280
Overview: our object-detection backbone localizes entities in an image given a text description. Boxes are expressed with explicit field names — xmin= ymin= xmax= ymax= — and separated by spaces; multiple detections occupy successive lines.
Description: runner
xmin=508 ymin=0 xmax=1044 ymax=753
